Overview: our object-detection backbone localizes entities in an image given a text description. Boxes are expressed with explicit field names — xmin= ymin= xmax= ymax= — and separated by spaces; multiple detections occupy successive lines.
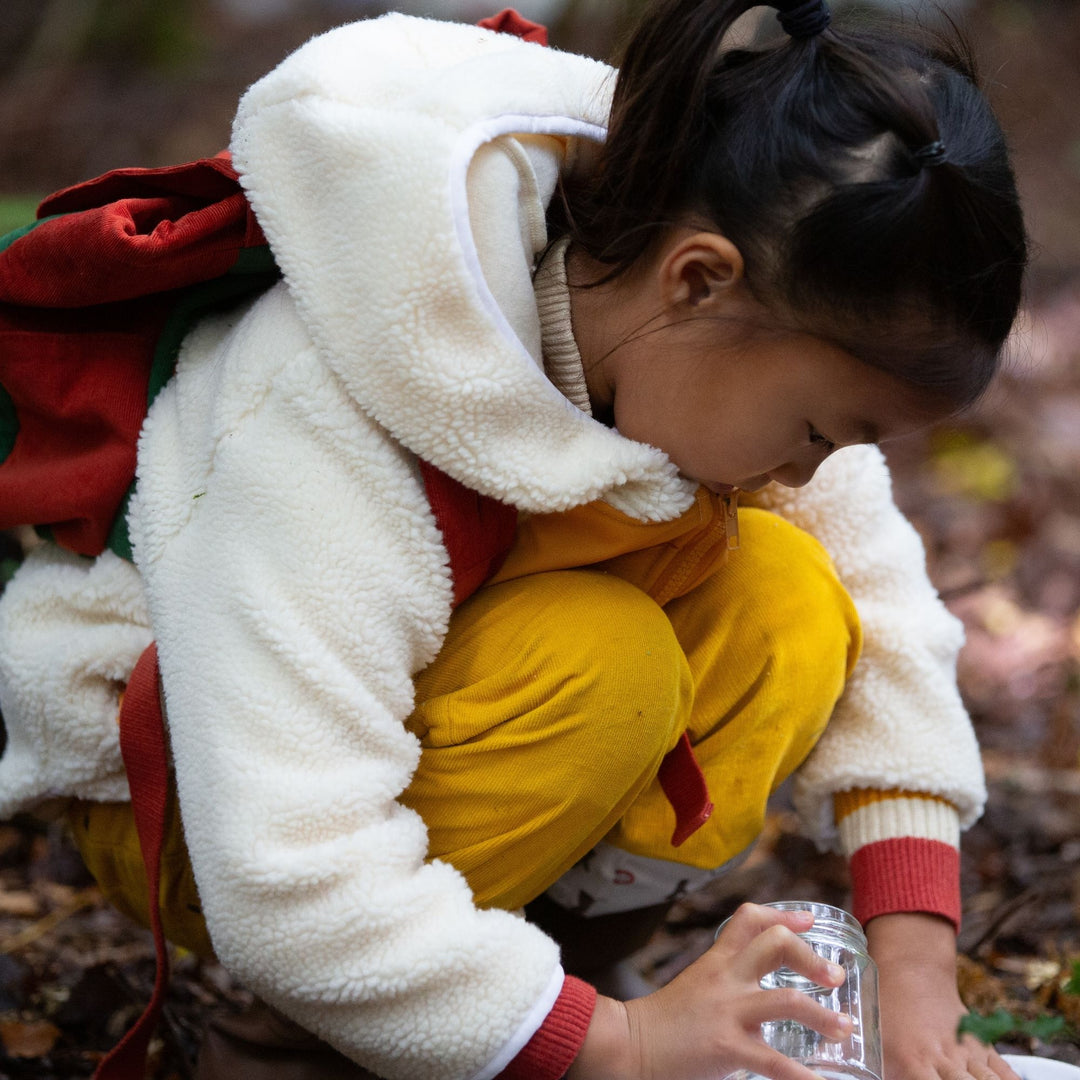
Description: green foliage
xmin=1063 ymin=960 xmax=1080 ymax=997
xmin=94 ymin=1 xmax=202 ymax=72
xmin=959 ymin=1009 xmax=1024 ymax=1044
xmin=0 ymin=196 xmax=42 ymax=237
xmin=958 ymin=1009 xmax=1069 ymax=1045
xmin=1026 ymin=1015 xmax=1070 ymax=1041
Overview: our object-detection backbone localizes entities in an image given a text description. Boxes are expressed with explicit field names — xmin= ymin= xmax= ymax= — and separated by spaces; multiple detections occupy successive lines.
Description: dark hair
xmin=558 ymin=0 xmax=1028 ymax=410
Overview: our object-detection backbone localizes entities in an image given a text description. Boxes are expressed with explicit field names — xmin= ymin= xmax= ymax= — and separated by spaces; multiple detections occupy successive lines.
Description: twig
xmin=963 ymin=886 xmax=1043 ymax=956
xmin=0 ymin=887 xmax=99 ymax=954
xmin=159 ymin=1005 xmax=197 ymax=1080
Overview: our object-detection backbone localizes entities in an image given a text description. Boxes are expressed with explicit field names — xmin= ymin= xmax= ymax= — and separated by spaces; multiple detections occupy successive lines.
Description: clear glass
xmin=721 ymin=901 xmax=882 ymax=1080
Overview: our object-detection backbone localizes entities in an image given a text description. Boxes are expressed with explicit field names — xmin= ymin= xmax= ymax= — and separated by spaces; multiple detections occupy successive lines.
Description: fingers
xmin=951 ymin=1046 xmax=1023 ymax=1080
xmin=745 ymin=986 xmax=853 ymax=1042
xmin=739 ymin=1042 xmax=848 ymax=1080
xmin=883 ymin=1038 xmax=1027 ymax=1080
xmin=923 ymin=1059 xmax=1011 ymax=1080
xmin=717 ymin=902 xmax=815 ymax=950
xmin=743 ymin=923 xmax=846 ymax=989
xmin=715 ymin=905 xmax=845 ymax=990
xmin=985 ymin=1049 xmax=1022 ymax=1080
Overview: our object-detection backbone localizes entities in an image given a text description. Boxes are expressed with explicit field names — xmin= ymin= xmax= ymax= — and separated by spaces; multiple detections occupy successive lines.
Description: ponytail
xmin=561 ymin=0 xmax=1028 ymax=409
xmin=574 ymin=0 xmax=749 ymax=272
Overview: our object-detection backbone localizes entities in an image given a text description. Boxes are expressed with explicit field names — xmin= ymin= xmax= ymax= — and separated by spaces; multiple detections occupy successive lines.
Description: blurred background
xmin=0 ymin=0 xmax=1078 ymax=294
xmin=1 ymin=0 xmax=1079 ymax=1074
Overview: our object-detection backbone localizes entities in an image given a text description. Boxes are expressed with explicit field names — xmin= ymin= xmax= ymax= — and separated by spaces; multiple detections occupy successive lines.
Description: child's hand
xmin=867 ymin=913 xmax=1022 ymax=1080
xmin=568 ymin=902 xmax=852 ymax=1080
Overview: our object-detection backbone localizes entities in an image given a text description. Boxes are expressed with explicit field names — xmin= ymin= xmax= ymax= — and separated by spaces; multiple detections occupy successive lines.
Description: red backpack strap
xmin=419 ymin=461 xmax=518 ymax=608
xmin=93 ymin=643 xmax=169 ymax=1080
xmin=657 ymin=733 xmax=714 ymax=847
xmin=476 ymin=9 xmax=549 ymax=45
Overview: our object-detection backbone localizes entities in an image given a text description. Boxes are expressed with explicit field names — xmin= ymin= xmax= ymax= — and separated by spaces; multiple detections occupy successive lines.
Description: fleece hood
xmin=229 ymin=13 xmax=697 ymax=522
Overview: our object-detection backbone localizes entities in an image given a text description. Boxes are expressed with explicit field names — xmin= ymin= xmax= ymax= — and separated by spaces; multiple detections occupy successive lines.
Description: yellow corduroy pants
xmin=70 ymin=499 xmax=861 ymax=957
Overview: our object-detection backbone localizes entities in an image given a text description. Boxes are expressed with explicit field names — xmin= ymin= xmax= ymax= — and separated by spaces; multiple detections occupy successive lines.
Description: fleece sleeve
xmin=745 ymin=445 xmax=984 ymax=925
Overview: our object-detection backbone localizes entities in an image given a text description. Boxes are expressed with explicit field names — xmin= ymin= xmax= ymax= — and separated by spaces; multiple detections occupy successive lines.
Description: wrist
xmin=865 ymin=911 xmax=958 ymax=973
xmin=566 ymin=994 xmax=636 ymax=1079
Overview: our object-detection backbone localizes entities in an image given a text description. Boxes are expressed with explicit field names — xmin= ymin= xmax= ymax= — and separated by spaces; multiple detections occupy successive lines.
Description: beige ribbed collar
xmin=533 ymin=236 xmax=592 ymax=416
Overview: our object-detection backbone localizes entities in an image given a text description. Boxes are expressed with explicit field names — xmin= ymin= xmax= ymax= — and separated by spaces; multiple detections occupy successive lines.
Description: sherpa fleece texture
xmin=0 ymin=12 xmax=986 ymax=1080
xmin=747 ymin=447 xmax=986 ymax=845
xmin=0 ymin=546 xmax=151 ymax=814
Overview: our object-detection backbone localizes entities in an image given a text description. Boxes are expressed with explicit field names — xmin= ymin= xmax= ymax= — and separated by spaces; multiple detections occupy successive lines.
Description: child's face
xmin=599 ymin=320 xmax=946 ymax=494
xmin=577 ymin=232 xmax=950 ymax=494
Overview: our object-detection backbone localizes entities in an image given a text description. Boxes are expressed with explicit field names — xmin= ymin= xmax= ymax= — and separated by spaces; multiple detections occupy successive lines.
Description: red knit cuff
xmin=850 ymin=837 xmax=961 ymax=931
xmin=497 ymin=976 xmax=597 ymax=1080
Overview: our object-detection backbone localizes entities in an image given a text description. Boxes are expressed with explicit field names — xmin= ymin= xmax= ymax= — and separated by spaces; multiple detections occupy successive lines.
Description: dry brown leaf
xmin=0 ymin=1016 xmax=61 ymax=1058
xmin=957 ymin=954 xmax=1012 ymax=1013
xmin=0 ymin=825 xmax=24 ymax=861
xmin=993 ymin=954 xmax=1063 ymax=990
xmin=36 ymin=881 xmax=81 ymax=908
xmin=0 ymin=887 xmax=99 ymax=954
xmin=1054 ymin=984 xmax=1080 ymax=1029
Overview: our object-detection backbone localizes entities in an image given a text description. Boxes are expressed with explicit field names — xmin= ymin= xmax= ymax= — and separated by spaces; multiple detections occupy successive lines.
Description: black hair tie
xmin=774 ymin=0 xmax=832 ymax=38
xmin=913 ymin=139 xmax=947 ymax=168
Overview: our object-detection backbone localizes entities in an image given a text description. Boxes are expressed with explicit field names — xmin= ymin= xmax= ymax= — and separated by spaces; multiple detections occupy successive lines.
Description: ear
xmin=657 ymin=232 xmax=745 ymax=310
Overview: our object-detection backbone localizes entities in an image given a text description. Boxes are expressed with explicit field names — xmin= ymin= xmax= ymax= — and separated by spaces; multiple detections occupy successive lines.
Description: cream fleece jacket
xmin=0 ymin=12 xmax=985 ymax=1079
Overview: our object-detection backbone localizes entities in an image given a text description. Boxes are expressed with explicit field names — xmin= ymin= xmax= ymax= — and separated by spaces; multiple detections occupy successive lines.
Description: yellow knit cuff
xmin=834 ymin=788 xmax=960 ymax=857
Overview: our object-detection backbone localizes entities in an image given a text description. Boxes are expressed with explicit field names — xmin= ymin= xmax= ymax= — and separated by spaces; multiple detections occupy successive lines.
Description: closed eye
xmin=808 ymin=424 xmax=837 ymax=453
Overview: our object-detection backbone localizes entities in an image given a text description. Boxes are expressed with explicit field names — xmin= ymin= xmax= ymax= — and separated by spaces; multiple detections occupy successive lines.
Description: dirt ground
xmin=1 ymin=0 xmax=1079 ymax=1075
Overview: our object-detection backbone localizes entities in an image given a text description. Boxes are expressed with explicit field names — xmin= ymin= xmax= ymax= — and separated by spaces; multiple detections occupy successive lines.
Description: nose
xmin=768 ymin=460 xmax=820 ymax=489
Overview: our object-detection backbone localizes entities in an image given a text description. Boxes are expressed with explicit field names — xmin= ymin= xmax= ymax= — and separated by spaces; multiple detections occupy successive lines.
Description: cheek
xmin=611 ymin=370 xmax=737 ymax=473
xmin=611 ymin=387 xmax=676 ymax=450
xmin=654 ymin=416 xmax=736 ymax=478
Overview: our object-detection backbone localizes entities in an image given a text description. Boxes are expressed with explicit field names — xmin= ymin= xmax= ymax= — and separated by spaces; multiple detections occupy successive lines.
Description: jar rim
xmin=714 ymin=901 xmax=868 ymax=950
xmin=763 ymin=901 xmax=867 ymax=948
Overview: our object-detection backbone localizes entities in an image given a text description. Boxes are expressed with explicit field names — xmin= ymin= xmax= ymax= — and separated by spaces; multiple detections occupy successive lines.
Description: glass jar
xmin=723 ymin=900 xmax=882 ymax=1080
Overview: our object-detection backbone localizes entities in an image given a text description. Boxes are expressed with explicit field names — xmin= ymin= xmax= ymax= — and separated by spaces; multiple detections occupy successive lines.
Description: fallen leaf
xmin=993 ymin=955 xmax=1063 ymax=990
xmin=0 ymin=1016 xmax=61 ymax=1058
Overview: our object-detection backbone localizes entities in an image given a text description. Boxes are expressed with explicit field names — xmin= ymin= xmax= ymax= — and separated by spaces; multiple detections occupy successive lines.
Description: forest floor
xmin=1 ymin=0 xmax=1080 ymax=1075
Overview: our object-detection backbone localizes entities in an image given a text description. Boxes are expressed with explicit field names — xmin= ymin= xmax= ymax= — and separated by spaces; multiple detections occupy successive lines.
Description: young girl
xmin=0 ymin=1 xmax=1028 ymax=1078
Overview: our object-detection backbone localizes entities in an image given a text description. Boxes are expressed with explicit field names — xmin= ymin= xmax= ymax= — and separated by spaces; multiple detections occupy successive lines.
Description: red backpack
xmin=0 ymin=154 xmax=276 ymax=559
xmin=0 ymin=150 xmax=521 ymax=600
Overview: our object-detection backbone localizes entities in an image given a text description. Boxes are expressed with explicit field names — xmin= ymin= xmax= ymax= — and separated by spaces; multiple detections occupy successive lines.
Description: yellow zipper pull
xmin=722 ymin=490 xmax=740 ymax=550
